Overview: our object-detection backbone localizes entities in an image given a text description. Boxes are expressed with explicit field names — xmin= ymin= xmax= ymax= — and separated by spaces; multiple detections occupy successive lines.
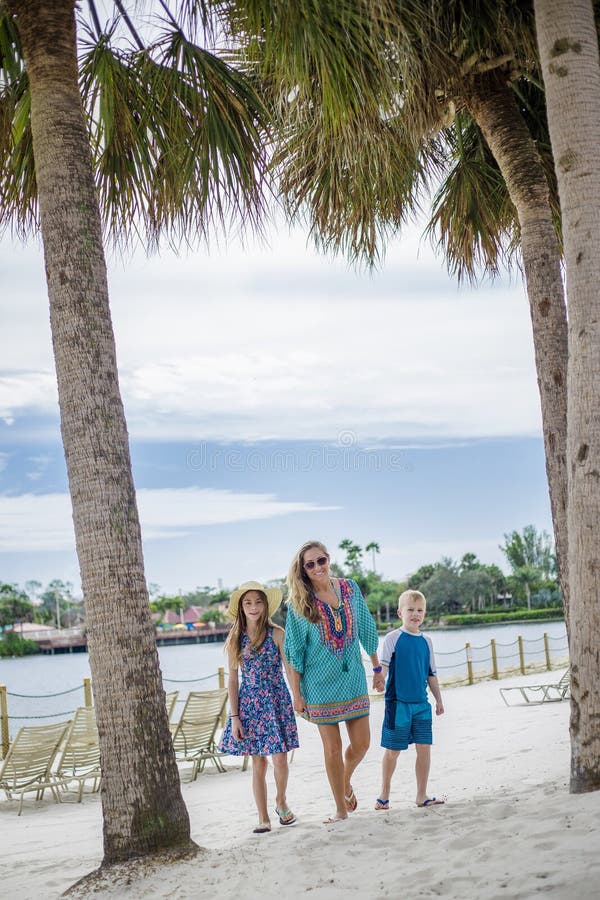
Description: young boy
xmin=375 ymin=589 xmax=445 ymax=810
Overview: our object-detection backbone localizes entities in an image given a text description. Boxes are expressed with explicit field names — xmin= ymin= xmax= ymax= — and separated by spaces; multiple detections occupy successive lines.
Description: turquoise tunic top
xmin=284 ymin=578 xmax=379 ymax=724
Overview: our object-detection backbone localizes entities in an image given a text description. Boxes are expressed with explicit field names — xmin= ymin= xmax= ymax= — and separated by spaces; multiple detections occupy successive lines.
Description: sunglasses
xmin=303 ymin=556 xmax=328 ymax=570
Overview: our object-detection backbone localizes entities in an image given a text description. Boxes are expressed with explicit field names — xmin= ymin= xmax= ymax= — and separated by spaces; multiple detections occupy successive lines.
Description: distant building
xmin=182 ymin=606 xmax=205 ymax=623
xmin=161 ymin=606 xmax=206 ymax=626
xmin=163 ymin=610 xmax=181 ymax=625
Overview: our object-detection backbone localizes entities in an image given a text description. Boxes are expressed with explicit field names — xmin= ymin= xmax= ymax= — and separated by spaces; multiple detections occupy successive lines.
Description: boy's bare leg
xmin=415 ymin=743 xmax=431 ymax=806
xmin=378 ymin=748 xmax=401 ymax=802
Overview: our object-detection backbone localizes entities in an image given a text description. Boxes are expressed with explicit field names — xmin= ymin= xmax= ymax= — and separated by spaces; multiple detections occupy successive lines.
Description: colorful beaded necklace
xmin=314 ymin=578 xmax=355 ymax=660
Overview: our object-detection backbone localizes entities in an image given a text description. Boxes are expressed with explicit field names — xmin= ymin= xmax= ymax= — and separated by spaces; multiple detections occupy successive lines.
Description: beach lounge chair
xmin=165 ymin=690 xmax=179 ymax=722
xmin=0 ymin=720 xmax=70 ymax=814
xmin=500 ymin=669 xmax=571 ymax=706
xmin=55 ymin=707 xmax=101 ymax=802
xmin=171 ymin=688 xmax=228 ymax=780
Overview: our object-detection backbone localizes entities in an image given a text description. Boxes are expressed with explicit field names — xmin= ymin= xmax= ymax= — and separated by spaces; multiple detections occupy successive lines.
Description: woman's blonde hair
xmin=224 ymin=590 xmax=271 ymax=665
xmin=287 ymin=540 xmax=329 ymax=623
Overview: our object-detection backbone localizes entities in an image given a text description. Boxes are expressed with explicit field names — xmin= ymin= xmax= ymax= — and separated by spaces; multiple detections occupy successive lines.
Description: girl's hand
xmin=232 ymin=717 xmax=245 ymax=740
xmin=293 ymin=694 xmax=307 ymax=716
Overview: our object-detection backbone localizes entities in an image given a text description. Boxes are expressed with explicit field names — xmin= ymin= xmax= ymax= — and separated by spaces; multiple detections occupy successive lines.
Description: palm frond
xmin=77 ymin=19 xmax=269 ymax=247
xmin=214 ymin=0 xmax=544 ymax=271
xmin=0 ymin=4 xmax=24 ymax=83
xmin=213 ymin=1 xmax=404 ymax=126
xmin=426 ymin=112 xmax=520 ymax=282
xmin=0 ymin=4 xmax=37 ymax=236
xmin=0 ymin=72 xmax=37 ymax=237
xmin=274 ymin=110 xmax=439 ymax=266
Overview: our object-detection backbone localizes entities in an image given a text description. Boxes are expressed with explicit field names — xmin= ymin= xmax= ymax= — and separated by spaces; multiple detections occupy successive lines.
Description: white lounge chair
xmin=171 ymin=689 xmax=228 ymax=780
xmin=500 ymin=669 xmax=571 ymax=706
xmin=165 ymin=690 xmax=179 ymax=722
xmin=0 ymin=720 xmax=70 ymax=814
xmin=55 ymin=707 xmax=101 ymax=801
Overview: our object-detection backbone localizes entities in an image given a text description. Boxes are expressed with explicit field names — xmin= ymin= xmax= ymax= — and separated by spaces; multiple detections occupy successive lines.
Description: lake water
xmin=0 ymin=620 xmax=568 ymax=739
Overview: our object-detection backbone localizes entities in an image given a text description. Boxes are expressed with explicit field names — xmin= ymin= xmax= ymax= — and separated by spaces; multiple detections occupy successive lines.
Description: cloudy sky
xmin=0 ymin=218 xmax=553 ymax=596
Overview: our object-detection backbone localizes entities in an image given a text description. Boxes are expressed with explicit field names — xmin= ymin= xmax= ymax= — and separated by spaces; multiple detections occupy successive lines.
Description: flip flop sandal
xmin=374 ymin=798 xmax=390 ymax=810
xmin=253 ymin=821 xmax=272 ymax=833
xmin=323 ymin=814 xmax=348 ymax=825
xmin=275 ymin=805 xmax=297 ymax=825
xmin=417 ymin=797 xmax=445 ymax=807
xmin=345 ymin=787 xmax=358 ymax=812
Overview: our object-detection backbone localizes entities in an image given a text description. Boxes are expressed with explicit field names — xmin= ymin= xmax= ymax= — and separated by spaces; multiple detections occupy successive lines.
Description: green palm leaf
xmin=1 ymin=4 xmax=270 ymax=245
xmin=426 ymin=112 xmax=519 ymax=281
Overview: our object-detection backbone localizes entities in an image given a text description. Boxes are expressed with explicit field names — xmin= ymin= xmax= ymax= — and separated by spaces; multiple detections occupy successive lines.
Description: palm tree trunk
xmin=466 ymin=73 xmax=569 ymax=628
xmin=7 ymin=0 xmax=194 ymax=859
xmin=535 ymin=0 xmax=600 ymax=794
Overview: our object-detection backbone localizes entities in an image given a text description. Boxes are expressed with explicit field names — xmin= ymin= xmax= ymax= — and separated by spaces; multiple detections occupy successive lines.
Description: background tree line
xmin=0 ymin=523 xmax=560 ymax=639
xmin=331 ymin=525 xmax=561 ymax=626
xmin=0 ymin=579 xmax=83 ymax=630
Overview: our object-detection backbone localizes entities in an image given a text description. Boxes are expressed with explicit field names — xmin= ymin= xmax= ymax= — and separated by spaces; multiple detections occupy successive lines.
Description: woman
xmin=284 ymin=540 xmax=385 ymax=823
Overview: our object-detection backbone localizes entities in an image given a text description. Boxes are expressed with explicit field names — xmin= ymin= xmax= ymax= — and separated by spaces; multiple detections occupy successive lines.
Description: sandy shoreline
xmin=2 ymin=669 xmax=599 ymax=899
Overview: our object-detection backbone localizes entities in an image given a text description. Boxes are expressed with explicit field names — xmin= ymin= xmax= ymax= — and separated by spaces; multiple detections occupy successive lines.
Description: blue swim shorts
xmin=381 ymin=699 xmax=432 ymax=750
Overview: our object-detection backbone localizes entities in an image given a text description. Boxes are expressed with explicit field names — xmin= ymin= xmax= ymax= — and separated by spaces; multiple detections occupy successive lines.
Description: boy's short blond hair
xmin=398 ymin=589 xmax=427 ymax=611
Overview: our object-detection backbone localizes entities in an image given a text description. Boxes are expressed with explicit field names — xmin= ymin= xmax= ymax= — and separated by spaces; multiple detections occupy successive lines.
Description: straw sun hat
xmin=226 ymin=581 xmax=282 ymax=620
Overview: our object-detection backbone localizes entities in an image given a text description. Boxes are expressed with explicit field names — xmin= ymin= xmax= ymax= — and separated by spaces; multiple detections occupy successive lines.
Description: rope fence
xmin=1 ymin=629 xmax=570 ymax=757
xmin=0 ymin=670 xmax=227 ymax=757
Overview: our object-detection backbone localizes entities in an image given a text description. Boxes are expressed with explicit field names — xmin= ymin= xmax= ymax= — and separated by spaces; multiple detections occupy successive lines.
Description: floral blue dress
xmin=219 ymin=627 xmax=299 ymax=757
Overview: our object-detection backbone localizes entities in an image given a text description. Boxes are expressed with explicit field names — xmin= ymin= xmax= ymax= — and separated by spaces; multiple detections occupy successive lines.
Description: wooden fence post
xmin=543 ymin=633 xmax=552 ymax=671
xmin=465 ymin=643 xmax=473 ymax=685
xmin=0 ymin=685 xmax=9 ymax=759
xmin=83 ymin=677 xmax=93 ymax=707
xmin=518 ymin=635 xmax=525 ymax=675
xmin=490 ymin=638 xmax=498 ymax=679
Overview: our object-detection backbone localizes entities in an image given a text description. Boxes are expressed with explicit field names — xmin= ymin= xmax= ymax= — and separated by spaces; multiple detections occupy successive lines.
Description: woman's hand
xmin=231 ymin=717 xmax=245 ymax=740
xmin=372 ymin=671 xmax=385 ymax=693
xmin=293 ymin=694 xmax=307 ymax=716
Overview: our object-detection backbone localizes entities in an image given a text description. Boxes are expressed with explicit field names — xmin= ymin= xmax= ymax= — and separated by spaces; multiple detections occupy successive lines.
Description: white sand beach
xmin=2 ymin=669 xmax=600 ymax=899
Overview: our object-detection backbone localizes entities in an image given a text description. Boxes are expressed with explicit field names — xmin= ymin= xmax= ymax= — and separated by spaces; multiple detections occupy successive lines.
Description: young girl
xmin=219 ymin=580 xmax=299 ymax=834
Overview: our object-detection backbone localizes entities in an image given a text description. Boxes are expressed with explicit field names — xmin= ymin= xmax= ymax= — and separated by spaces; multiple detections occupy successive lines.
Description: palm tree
xmin=534 ymin=0 xmax=600 ymax=794
xmin=216 ymin=0 xmax=570 ymax=624
xmin=0 ymin=0 xmax=268 ymax=863
xmin=365 ymin=541 xmax=380 ymax=573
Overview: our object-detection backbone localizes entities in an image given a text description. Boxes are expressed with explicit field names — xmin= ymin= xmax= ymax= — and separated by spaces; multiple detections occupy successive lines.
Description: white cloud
xmin=1 ymin=223 xmax=540 ymax=442
xmin=0 ymin=488 xmax=338 ymax=552
xmin=0 ymin=372 xmax=57 ymax=420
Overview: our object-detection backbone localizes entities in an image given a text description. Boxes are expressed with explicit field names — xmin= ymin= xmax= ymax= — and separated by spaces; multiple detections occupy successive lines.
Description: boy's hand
xmin=436 ymin=701 xmax=444 ymax=716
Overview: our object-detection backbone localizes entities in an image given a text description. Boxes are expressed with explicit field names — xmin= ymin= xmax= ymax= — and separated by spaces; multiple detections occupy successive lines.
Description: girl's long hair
xmin=224 ymin=590 xmax=271 ymax=665
xmin=287 ymin=539 xmax=329 ymax=623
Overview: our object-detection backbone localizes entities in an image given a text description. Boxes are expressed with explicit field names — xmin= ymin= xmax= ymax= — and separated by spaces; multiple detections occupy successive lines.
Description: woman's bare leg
xmin=317 ymin=723 xmax=348 ymax=820
xmin=343 ymin=715 xmax=371 ymax=803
